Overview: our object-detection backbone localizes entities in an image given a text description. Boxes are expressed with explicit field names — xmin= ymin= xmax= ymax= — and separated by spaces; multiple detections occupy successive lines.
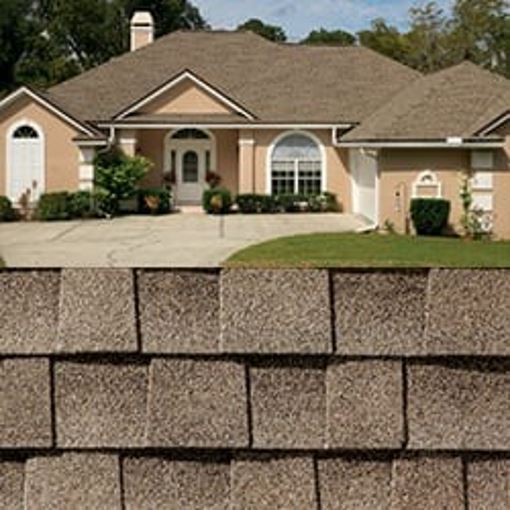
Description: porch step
xmin=177 ymin=205 xmax=204 ymax=214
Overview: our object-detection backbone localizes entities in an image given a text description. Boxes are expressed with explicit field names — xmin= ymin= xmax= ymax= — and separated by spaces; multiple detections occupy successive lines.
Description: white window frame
xmin=266 ymin=130 xmax=327 ymax=195
xmin=6 ymin=118 xmax=46 ymax=203
xmin=412 ymin=170 xmax=442 ymax=198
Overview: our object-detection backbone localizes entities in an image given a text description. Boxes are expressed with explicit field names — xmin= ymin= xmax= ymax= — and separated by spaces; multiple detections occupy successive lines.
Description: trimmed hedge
xmin=35 ymin=192 xmax=71 ymax=221
xmin=236 ymin=192 xmax=340 ymax=214
xmin=202 ymin=188 xmax=233 ymax=214
xmin=236 ymin=194 xmax=278 ymax=214
xmin=410 ymin=198 xmax=451 ymax=236
xmin=138 ymin=188 xmax=172 ymax=215
xmin=0 ymin=196 xmax=17 ymax=221
xmin=68 ymin=191 xmax=97 ymax=219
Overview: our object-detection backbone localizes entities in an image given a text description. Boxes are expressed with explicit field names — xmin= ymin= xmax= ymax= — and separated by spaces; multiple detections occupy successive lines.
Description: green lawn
xmin=226 ymin=233 xmax=510 ymax=268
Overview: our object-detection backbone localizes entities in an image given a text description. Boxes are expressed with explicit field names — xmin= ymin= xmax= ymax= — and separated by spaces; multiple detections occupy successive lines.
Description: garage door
xmin=350 ymin=148 xmax=378 ymax=224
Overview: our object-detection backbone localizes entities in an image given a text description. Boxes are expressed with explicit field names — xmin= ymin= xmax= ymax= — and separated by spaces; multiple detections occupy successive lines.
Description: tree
xmin=358 ymin=19 xmax=410 ymax=63
xmin=301 ymin=28 xmax=355 ymax=46
xmin=237 ymin=18 xmax=287 ymax=42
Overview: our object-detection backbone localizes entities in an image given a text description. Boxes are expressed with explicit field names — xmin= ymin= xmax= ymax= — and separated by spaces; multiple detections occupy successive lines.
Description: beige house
xmin=1 ymin=11 xmax=510 ymax=237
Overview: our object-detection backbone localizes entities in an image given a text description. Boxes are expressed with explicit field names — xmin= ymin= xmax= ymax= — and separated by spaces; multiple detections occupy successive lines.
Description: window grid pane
xmin=271 ymin=160 xmax=295 ymax=195
xmin=298 ymin=160 xmax=322 ymax=195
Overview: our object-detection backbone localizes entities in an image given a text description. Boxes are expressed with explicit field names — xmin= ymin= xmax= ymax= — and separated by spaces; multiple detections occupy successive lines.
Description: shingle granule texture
xmin=220 ymin=269 xmax=332 ymax=353
xmin=147 ymin=358 xmax=248 ymax=447
xmin=138 ymin=270 xmax=220 ymax=353
xmin=231 ymin=456 xmax=317 ymax=509
xmin=57 ymin=269 xmax=137 ymax=352
xmin=326 ymin=360 xmax=404 ymax=448
xmin=1 ymin=267 xmax=509 ymax=507
xmin=55 ymin=361 xmax=148 ymax=448
xmin=0 ymin=358 xmax=52 ymax=448
xmin=0 ymin=271 xmax=60 ymax=353
xmin=425 ymin=269 xmax=510 ymax=354
xmin=333 ymin=270 xmax=427 ymax=354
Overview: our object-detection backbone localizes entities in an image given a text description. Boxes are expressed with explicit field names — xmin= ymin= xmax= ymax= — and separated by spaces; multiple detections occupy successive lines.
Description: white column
xmin=238 ymin=130 xmax=256 ymax=193
xmin=77 ymin=146 xmax=96 ymax=191
xmin=118 ymin=129 xmax=138 ymax=157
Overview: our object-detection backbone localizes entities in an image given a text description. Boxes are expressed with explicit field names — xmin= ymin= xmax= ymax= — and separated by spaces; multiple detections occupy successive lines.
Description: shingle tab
xmin=425 ymin=269 xmax=510 ymax=354
xmin=220 ymin=269 xmax=332 ymax=354
xmin=57 ymin=269 xmax=137 ymax=352
xmin=390 ymin=457 xmax=464 ymax=510
xmin=123 ymin=457 xmax=230 ymax=510
xmin=468 ymin=459 xmax=510 ymax=510
xmin=25 ymin=453 xmax=121 ymax=509
xmin=147 ymin=359 xmax=248 ymax=447
xmin=55 ymin=361 xmax=148 ymax=448
xmin=231 ymin=456 xmax=316 ymax=510
xmin=0 ymin=358 xmax=52 ymax=448
xmin=0 ymin=462 xmax=25 ymax=510
xmin=333 ymin=271 xmax=427 ymax=354
xmin=407 ymin=361 xmax=510 ymax=450
xmin=138 ymin=270 xmax=220 ymax=353
xmin=318 ymin=458 xmax=391 ymax=510
xmin=250 ymin=364 xmax=326 ymax=449
xmin=0 ymin=271 xmax=60 ymax=353
xmin=326 ymin=360 xmax=404 ymax=448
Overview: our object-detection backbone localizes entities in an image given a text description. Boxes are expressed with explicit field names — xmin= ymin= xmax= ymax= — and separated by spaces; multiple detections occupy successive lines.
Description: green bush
xmin=410 ymin=198 xmax=451 ymax=236
xmin=306 ymin=192 xmax=340 ymax=213
xmin=0 ymin=196 xmax=17 ymax=221
xmin=35 ymin=192 xmax=71 ymax=221
xmin=202 ymin=187 xmax=232 ymax=214
xmin=94 ymin=148 xmax=152 ymax=216
xmin=236 ymin=194 xmax=278 ymax=214
xmin=138 ymin=188 xmax=172 ymax=215
xmin=68 ymin=191 xmax=97 ymax=218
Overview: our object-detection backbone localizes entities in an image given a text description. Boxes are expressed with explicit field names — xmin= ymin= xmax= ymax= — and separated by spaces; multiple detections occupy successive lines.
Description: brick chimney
xmin=130 ymin=11 xmax=154 ymax=51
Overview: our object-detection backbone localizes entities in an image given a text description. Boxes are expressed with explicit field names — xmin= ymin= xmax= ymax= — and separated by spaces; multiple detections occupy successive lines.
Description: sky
xmin=193 ymin=0 xmax=453 ymax=40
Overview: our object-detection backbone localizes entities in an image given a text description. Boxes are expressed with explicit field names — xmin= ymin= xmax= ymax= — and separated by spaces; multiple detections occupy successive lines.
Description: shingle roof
xmin=343 ymin=61 xmax=510 ymax=141
xmin=1 ymin=267 xmax=510 ymax=508
xmin=47 ymin=30 xmax=421 ymax=124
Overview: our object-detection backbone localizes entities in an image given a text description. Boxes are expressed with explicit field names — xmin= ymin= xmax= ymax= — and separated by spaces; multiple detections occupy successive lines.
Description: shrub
xmin=275 ymin=193 xmax=308 ymax=213
xmin=236 ymin=194 xmax=278 ymax=214
xmin=202 ymin=187 xmax=232 ymax=214
xmin=94 ymin=148 xmax=152 ymax=216
xmin=68 ymin=191 xmax=97 ymax=218
xmin=306 ymin=192 xmax=340 ymax=213
xmin=0 ymin=196 xmax=17 ymax=221
xmin=138 ymin=188 xmax=172 ymax=215
xmin=410 ymin=198 xmax=451 ymax=236
xmin=35 ymin=192 xmax=71 ymax=221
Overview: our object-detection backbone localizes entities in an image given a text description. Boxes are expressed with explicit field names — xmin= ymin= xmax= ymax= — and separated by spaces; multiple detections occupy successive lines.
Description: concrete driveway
xmin=0 ymin=213 xmax=368 ymax=268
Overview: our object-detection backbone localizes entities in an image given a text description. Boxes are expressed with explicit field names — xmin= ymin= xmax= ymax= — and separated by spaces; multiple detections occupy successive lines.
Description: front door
xmin=176 ymin=148 xmax=206 ymax=204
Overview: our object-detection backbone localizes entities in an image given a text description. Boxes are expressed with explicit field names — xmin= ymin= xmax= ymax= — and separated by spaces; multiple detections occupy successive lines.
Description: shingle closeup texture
xmin=333 ymin=271 xmax=427 ymax=354
xmin=407 ymin=360 xmax=510 ymax=450
xmin=231 ymin=456 xmax=317 ymax=510
xmin=425 ymin=269 xmax=510 ymax=354
xmin=25 ymin=454 xmax=121 ymax=509
xmin=326 ymin=360 xmax=404 ymax=448
xmin=0 ymin=462 xmax=25 ymax=510
xmin=138 ymin=270 xmax=220 ymax=353
xmin=468 ymin=459 xmax=510 ymax=510
xmin=0 ymin=271 xmax=60 ymax=353
xmin=220 ymin=269 xmax=332 ymax=353
xmin=57 ymin=269 xmax=137 ymax=352
xmin=123 ymin=457 xmax=230 ymax=510
xmin=250 ymin=363 xmax=326 ymax=449
xmin=55 ymin=361 xmax=148 ymax=448
xmin=147 ymin=359 xmax=248 ymax=447
xmin=0 ymin=358 xmax=52 ymax=448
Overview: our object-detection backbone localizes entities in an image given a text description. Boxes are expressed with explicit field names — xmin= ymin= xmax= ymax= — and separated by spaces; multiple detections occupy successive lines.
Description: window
xmin=412 ymin=170 xmax=442 ymax=198
xmin=270 ymin=133 xmax=323 ymax=195
xmin=172 ymin=128 xmax=209 ymax=140
xmin=182 ymin=151 xmax=199 ymax=183
xmin=13 ymin=125 xmax=39 ymax=139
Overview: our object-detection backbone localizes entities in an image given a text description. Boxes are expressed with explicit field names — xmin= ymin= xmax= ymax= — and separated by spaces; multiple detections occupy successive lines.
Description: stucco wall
xmin=0 ymin=96 xmax=80 ymax=197
xmin=379 ymin=148 xmax=510 ymax=238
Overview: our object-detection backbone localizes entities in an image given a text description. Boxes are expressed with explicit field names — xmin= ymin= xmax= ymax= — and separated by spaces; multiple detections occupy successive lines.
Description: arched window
xmin=171 ymin=128 xmax=210 ymax=140
xmin=412 ymin=170 xmax=442 ymax=198
xmin=270 ymin=132 xmax=323 ymax=195
xmin=7 ymin=121 xmax=45 ymax=202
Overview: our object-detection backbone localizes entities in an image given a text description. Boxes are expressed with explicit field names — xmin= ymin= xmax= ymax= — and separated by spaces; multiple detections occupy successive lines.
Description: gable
xmin=139 ymin=78 xmax=234 ymax=115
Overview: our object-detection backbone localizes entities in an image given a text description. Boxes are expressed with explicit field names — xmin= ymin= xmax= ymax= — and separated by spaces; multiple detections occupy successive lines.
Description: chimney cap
xmin=131 ymin=11 xmax=154 ymax=26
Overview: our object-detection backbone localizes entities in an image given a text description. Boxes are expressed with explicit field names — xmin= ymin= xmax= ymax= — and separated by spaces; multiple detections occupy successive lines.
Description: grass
xmin=226 ymin=233 xmax=510 ymax=268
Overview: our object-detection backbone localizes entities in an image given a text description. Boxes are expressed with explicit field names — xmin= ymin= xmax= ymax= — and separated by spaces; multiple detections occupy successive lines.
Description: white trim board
xmin=337 ymin=141 xmax=504 ymax=149
xmin=477 ymin=111 xmax=510 ymax=136
xmin=98 ymin=122 xmax=353 ymax=130
xmin=0 ymin=87 xmax=97 ymax=136
xmin=114 ymin=70 xmax=256 ymax=121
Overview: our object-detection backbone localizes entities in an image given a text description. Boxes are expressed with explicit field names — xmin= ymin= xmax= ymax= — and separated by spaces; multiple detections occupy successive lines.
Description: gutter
xmin=335 ymin=137 xmax=505 ymax=149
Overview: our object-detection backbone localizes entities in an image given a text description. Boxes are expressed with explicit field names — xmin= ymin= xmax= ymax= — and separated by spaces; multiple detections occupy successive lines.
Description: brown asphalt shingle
xmin=0 ymin=271 xmax=60 ymax=354
xmin=0 ymin=462 xmax=25 ymax=510
xmin=57 ymin=269 xmax=137 ymax=353
xmin=123 ymin=457 xmax=230 ymax=510
xmin=220 ymin=269 xmax=332 ymax=353
xmin=468 ymin=458 xmax=510 ymax=510
xmin=0 ymin=358 xmax=52 ymax=448
xmin=55 ymin=361 xmax=148 ymax=448
xmin=138 ymin=270 xmax=220 ymax=353
xmin=147 ymin=359 xmax=249 ymax=447
xmin=25 ymin=453 xmax=122 ymax=509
